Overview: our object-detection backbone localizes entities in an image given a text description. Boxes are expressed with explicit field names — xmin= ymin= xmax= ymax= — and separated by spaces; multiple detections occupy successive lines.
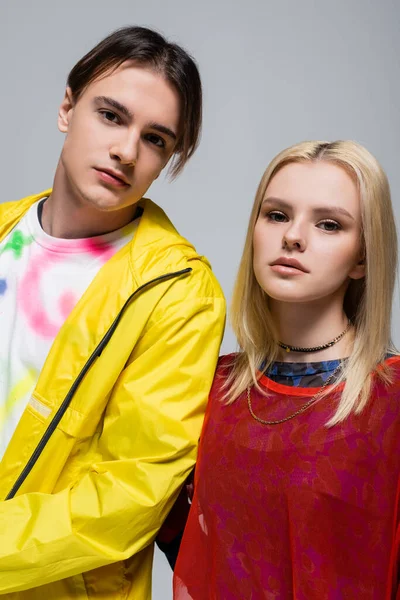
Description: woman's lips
xmin=269 ymin=257 xmax=309 ymax=274
xmin=270 ymin=264 xmax=307 ymax=275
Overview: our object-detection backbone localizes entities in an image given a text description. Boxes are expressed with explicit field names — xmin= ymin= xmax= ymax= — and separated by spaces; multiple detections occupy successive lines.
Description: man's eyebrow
xmin=94 ymin=96 xmax=133 ymax=119
xmin=147 ymin=122 xmax=177 ymax=142
xmin=94 ymin=96 xmax=177 ymax=141
xmin=262 ymin=197 xmax=355 ymax=220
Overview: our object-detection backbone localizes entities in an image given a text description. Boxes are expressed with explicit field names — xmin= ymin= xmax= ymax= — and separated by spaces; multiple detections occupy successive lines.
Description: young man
xmin=0 ymin=26 xmax=225 ymax=598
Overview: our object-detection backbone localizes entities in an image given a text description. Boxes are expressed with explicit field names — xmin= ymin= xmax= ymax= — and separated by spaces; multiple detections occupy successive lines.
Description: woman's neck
xmin=270 ymin=296 xmax=354 ymax=363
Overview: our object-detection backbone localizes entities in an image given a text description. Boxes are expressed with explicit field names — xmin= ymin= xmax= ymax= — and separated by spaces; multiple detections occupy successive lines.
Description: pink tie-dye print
xmin=0 ymin=199 xmax=139 ymax=459
xmin=19 ymin=251 xmax=65 ymax=338
xmin=18 ymin=239 xmax=115 ymax=339
xmin=84 ymin=238 xmax=115 ymax=262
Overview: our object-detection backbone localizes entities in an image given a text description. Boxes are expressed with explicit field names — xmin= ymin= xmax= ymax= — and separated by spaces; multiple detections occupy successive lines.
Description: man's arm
xmin=156 ymin=471 xmax=194 ymax=569
xmin=0 ymin=289 xmax=225 ymax=593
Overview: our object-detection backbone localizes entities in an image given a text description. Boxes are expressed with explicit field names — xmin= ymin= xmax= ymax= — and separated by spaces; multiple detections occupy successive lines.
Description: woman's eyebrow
xmin=312 ymin=206 xmax=355 ymax=220
xmin=262 ymin=197 xmax=292 ymax=211
xmin=262 ymin=197 xmax=354 ymax=220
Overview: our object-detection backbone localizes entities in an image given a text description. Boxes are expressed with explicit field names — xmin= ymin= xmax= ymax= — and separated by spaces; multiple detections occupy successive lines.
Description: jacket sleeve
xmin=0 ymin=279 xmax=225 ymax=593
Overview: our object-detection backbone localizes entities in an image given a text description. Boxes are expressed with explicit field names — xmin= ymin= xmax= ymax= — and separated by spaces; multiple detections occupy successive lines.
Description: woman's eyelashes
xmin=266 ymin=210 xmax=288 ymax=223
xmin=265 ymin=211 xmax=342 ymax=232
xmin=317 ymin=220 xmax=342 ymax=232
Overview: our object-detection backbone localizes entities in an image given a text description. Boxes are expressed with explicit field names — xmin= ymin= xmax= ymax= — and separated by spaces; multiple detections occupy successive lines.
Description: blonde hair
xmin=225 ymin=140 xmax=398 ymax=425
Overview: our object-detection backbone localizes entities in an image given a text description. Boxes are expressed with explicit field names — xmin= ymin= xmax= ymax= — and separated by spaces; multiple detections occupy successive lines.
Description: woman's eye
xmin=318 ymin=220 xmax=341 ymax=232
xmin=99 ymin=110 xmax=119 ymax=124
xmin=267 ymin=211 xmax=288 ymax=223
xmin=145 ymin=133 xmax=166 ymax=148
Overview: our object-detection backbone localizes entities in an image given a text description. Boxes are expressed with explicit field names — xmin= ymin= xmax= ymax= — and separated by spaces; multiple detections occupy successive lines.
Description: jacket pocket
xmin=55 ymin=404 xmax=102 ymax=439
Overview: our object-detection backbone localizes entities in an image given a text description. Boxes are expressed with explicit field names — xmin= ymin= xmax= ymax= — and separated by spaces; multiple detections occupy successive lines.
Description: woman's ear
xmin=349 ymin=255 xmax=366 ymax=280
xmin=58 ymin=87 xmax=74 ymax=133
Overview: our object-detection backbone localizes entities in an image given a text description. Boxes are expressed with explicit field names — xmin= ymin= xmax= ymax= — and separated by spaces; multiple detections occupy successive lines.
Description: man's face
xmin=58 ymin=62 xmax=181 ymax=212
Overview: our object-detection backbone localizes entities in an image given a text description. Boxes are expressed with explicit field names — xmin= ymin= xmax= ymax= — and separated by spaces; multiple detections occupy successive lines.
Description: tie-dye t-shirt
xmin=0 ymin=199 xmax=139 ymax=459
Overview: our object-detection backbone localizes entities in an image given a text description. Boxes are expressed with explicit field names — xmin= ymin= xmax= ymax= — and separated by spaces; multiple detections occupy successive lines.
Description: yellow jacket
xmin=0 ymin=191 xmax=225 ymax=598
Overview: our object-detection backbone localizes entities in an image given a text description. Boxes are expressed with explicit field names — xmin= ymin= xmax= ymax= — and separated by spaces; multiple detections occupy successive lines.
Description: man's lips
xmin=94 ymin=168 xmax=130 ymax=187
xmin=269 ymin=257 xmax=309 ymax=273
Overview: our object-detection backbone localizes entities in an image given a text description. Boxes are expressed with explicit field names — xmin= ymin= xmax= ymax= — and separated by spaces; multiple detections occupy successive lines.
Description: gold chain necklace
xmin=247 ymin=363 xmax=341 ymax=425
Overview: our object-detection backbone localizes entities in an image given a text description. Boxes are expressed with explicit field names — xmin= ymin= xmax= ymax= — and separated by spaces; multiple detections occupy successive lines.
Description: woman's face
xmin=253 ymin=161 xmax=365 ymax=306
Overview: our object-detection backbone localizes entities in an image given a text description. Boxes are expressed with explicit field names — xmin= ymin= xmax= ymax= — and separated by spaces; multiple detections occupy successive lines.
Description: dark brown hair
xmin=67 ymin=26 xmax=202 ymax=177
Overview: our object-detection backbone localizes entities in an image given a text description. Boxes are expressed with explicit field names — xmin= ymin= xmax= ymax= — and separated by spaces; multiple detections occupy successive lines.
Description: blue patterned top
xmin=264 ymin=359 xmax=343 ymax=387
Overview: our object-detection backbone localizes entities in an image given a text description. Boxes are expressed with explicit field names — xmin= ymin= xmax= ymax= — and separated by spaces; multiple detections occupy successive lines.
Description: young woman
xmin=172 ymin=140 xmax=400 ymax=599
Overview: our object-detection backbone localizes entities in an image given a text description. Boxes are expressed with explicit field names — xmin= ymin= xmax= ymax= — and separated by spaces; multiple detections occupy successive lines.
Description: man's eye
xmin=267 ymin=211 xmax=288 ymax=223
xmin=145 ymin=133 xmax=166 ymax=148
xmin=318 ymin=220 xmax=341 ymax=232
xmin=99 ymin=110 xmax=119 ymax=124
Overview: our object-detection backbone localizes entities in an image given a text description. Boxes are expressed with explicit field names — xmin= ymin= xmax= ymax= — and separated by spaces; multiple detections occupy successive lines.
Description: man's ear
xmin=58 ymin=87 xmax=74 ymax=133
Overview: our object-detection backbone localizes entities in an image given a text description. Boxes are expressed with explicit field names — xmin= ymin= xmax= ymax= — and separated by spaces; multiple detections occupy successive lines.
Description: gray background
xmin=1 ymin=0 xmax=399 ymax=597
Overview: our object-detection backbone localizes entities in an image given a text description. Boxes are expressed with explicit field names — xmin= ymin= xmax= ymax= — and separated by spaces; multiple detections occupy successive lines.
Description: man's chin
xmin=81 ymin=186 xmax=138 ymax=213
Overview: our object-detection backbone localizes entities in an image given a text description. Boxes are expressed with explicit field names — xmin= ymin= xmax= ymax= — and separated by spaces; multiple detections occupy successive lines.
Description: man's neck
xmin=41 ymin=164 xmax=137 ymax=239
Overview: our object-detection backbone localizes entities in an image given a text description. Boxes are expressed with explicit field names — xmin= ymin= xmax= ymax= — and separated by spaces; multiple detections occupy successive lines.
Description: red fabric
xmin=174 ymin=355 xmax=400 ymax=599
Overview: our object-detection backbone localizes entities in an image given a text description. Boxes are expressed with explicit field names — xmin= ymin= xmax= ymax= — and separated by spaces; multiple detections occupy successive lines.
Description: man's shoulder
xmin=0 ymin=190 xmax=50 ymax=240
xmin=0 ymin=190 xmax=50 ymax=222
xmin=135 ymin=198 xmax=225 ymax=301
xmin=0 ymin=196 xmax=31 ymax=219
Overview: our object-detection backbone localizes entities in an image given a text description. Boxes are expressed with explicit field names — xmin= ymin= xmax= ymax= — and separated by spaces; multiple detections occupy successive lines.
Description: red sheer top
xmin=174 ymin=355 xmax=400 ymax=599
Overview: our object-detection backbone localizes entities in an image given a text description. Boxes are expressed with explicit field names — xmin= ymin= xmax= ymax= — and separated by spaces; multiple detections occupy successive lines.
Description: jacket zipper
xmin=6 ymin=267 xmax=192 ymax=500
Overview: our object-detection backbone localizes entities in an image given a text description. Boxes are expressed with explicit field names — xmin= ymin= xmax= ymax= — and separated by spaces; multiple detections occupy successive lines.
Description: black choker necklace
xmin=278 ymin=321 xmax=351 ymax=353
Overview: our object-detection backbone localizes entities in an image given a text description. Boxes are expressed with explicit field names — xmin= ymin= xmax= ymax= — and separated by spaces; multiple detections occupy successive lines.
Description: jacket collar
xmin=0 ymin=189 xmax=207 ymax=282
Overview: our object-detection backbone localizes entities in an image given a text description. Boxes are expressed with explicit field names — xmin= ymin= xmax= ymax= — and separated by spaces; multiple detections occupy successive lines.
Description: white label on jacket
xmin=28 ymin=396 xmax=52 ymax=418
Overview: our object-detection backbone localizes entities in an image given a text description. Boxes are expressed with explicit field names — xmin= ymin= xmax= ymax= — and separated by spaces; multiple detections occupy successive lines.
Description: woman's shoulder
xmin=382 ymin=353 xmax=400 ymax=380
xmin=207 ymin=353 xmax=238 ymax=399
xmin=381 ymin=353 xmax=400 ymax=374
xmin=371 ymin=354 xmax=400 ymax=401
xmin=217 ymin=352 xmax=238 ymax=368
xmin=385 ymin=353 xmax=400 ymax=363
xmin=214 ymin=353 xmax=241 ymax=379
